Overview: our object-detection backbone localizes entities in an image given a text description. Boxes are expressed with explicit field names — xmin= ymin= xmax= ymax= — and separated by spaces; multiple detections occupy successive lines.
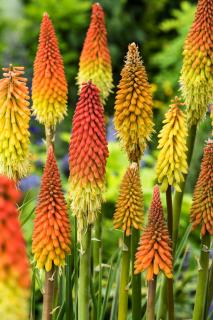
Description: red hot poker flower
xmin=32 ymin=146 xmax=71 ymax=271
xmin=134 ymin=185 xmax=173 ymax=280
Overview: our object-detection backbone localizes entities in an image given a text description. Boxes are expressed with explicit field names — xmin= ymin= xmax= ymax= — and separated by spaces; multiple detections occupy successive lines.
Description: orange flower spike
xmin=0 ymin=65 xmax=30 ymax=179
xmin=77 ymin=3 xmax=113 ymax=104
xmin=69 ymin=82 xmax=108 ymax=235
xmin=0 ymin=176 xmax=30 ymax=319
xmin=32 ymin=146 xmax=71 ymax=271
xmin=114 ymin=43 xmax=154 ymax=162
xmin=134 ymin=186 xmax=173 ymax=280
xmin=113 ymin=163 xmax=144 ymax=236
xmin=180 ymin=0 xmax=213 ymax=126
xmin=32 ymin=13 xmax=68 ymax=126
xmin=190 ymin=140 xmax=213 ymax=236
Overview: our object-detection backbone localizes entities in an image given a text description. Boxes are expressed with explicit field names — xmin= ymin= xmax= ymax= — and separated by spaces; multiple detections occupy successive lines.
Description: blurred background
xmin=0 ymin=0 xmax=212 ymax=318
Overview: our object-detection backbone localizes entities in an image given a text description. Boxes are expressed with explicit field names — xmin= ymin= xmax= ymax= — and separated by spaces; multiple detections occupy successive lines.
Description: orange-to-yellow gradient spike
xmin=180 ymin=0 xmax=213 ymax=126
xmin=32 ymin=13 xmax=68 ymax=127
xmin=77 ymin=3 xmax=113 ymax=104
xmin=190 ymin=140 xmax=213 ymax=236
xmin=32 ymin=146 xmax=71 ymax=271
xmin=0 ymin=65 xmax=30 ymax=180
xmin=0 ymin=176 xmax=30 ymax=319
xmin=113 ymin=163 xmax=144 ymax=236
xmin=156 ymin=97 xmax=188 ymax=192
xmin=114 ymin=43 xmax=154 ymax=162
xmin=69 ymin=82 xmax=108 ymax=236
xmin=134 ymin=185 xmax=173 ymax=281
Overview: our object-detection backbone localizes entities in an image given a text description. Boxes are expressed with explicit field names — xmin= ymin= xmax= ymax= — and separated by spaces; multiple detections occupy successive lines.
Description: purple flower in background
xmin=19 ymin=175 xmax=40 ymax=192
xmin=61 ymin=154 xmax=69 ymax=177
xmin=107 ymin=117 xmax=116 ymax=142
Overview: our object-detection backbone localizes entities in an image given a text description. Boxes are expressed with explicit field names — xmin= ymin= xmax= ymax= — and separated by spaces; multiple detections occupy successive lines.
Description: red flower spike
xmin=69 ymin=82 xmax=108 ymax=235
xmin=32 ymin=13 xmax=68 ymax=126
xmin=190 ymin=140 xmax=213 ymax=236
xmin=32 ymin=146 xmax=71 ymax=271
xmin=0 ymin=176 xmax=30 ymax=319
xmin=134 ymin=185 xmax=173 ymax=280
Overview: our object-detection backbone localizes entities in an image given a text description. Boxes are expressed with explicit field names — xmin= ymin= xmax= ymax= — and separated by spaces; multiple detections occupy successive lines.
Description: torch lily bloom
xmin=32 ymin=146 xmax=71 ymax=271
xmin=77 ymin=3 xmax=113 ymax=104
xmin=114 ymin=43 xmax=154 ymax=162
xmin=32 ymin=13 xmax=68 ymax=127
xmin=190 ymin=140 xmax=213 ymax=236
xmin=113 ymin=163 xmax=144 ymax=236
xmin=69 ymin=81 xmax=108 ymax=236
xmin=0 ymin=65 xmax=30 ymax=180
xmin=134 ymin=185 xmax=173 ymax=281
xmin=156 ymin=97 xmax=188 ymax=192
xmin=0 ymin=175 xmax=30 ymax=320
xmin=180 ymin=0 xmax=213 ymax=126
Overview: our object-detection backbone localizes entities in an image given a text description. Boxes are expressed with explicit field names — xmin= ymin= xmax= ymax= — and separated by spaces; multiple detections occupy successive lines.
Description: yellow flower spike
xmin=180 ymin=0 xmax=213 ymax=126
xmin=113 ymin=162 xmax=144 ymax=236
xmin=156 ymin=97 xmax=188 ymax=192
xmin=114 ymin=43 xmax=154 ymax=162
xmin=0 ymin=65 xmax=30 ymax=179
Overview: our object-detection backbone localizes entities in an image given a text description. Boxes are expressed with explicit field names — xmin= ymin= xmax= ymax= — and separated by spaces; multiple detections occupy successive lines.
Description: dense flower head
xmin=0 ymin=176 xmax=30 ymax=319
xmin=32 ymin=146 xmax=71 ymax=271
xmin=156 ymin=97 xmax=188 ymax=192
xmin=32 ymin=13 xmax=68 ymax=126
xmin=0 ymin=65 xmax=30 ymax=180
xmin=180 ymin=0 xmax=213 ymax=126
xmin=69 ymin=82 xmax=108 ymax=235
xmin=210 ymin=104 xmax=213 ymax=136
xmin=114 ymin=43 xmax=154 ymax=162
xmin=134 ymin=185 xmax=173 ymax=280
xmin=190 ymin=140 xmax=213 ymax=236
xmin=113 ymin=163 xmax=144 ymax=236
xmin=77 ymin=3 xmax=113 ymax=104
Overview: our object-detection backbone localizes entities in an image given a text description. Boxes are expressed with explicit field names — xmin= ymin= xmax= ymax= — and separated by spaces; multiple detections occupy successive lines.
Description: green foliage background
xmin=0 ymin=0 xmax=212 ymax=319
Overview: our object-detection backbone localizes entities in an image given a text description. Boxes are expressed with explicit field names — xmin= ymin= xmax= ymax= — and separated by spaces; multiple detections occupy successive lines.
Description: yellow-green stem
xmin=146 ymin=277 xmax=157 ymax=320
xmin=78 ymin=225 xmax=92 ymax=320
xmin=118 ymin=234 xmax=131 ymax=320
xmin=131 ymin=228 xmax=141 ymax=319
xmin=42 ymin=268 xmax=56 ymax=320
xmin=193 ymin=233 xmax=211 ymax=320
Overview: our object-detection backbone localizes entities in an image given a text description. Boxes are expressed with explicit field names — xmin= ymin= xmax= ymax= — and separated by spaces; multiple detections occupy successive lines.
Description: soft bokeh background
xmin=1 ymin=0 xmax=212 ymax=318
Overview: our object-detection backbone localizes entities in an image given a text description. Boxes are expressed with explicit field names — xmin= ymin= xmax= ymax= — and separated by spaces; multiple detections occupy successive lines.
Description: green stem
xmin=78 ymin=225 xmax=92 ymax=320
xmin=205 ymin=260 xmax=213 ymax=319
xmin=173 ymin=124 xmax=197 ymax=249
xmin=193 ymin=233 xmax=211 ymax=320
xmin=42 ymin=268 xmax=56 ymax=320
xmin=74 ymin=217 xmax=79 ymax=319
xmin=118 ymin=234 xmax=131 ymax=320
xmin=131 ymin=228 xmax=141 ymax=320
xmin=146 ymin=277 xmax=157 ymax=320
xmin=93 ymin=214 xmax=102 ymax=319
xmin=166 ymin=186 xmax=174 ymax=320
xmin=65 ymin=255 xmax=73 ymax=320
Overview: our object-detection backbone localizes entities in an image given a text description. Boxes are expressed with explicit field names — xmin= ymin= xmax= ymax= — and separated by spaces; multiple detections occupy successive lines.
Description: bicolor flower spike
xmin=180 ymin=0 xmax=213 ymax=127
xmin=32 ymin=146 xmax=71 ymax=271
xmin=0 ymin=65 xmax=30 ymax=180
xmin=134 ymin=185 xmax=173 ymax=281
xmin=113 ymin=163 xmax=144 ymax=236
xmin=156 ymin=97 xmax=188 ymax=192
xmin=32 ymin=13 xmax=68 ymax=126
xmin=190 ymin=140 xmax=213 ymax=236
xmin=114 ymin=43 xmax=154 ymax=162
xmin=77 ymin=3 xmax=113 ymax=104
xmin=69 ymin=82 xmax=108 ymax=235
xmin=0 ymin=176 xmax=30 ymax=320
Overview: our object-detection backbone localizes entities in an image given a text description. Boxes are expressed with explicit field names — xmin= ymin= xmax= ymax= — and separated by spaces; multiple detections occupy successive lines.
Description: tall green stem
xmin=146 ymin=277 xmax=157 ymax=320
xmin=166 ymin=186 xmax=174 ymax=320
xmin=78 ymin=225 xmax=92 ymax=320
xmin=42 ymin=268 xmax=55 ymax=320
xmin=193 ymin=233 xmax=211 ymax=320
xmin=93 ymin=214 xmax=102 ymax=319
xmin=131 ymin=228 xmax=141 ymax=319
xmin=118 ymin=234 xmax=131 ymax=320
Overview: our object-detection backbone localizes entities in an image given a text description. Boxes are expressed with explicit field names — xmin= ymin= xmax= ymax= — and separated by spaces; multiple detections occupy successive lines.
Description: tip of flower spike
xmin=43 ymin=12 xmax=49 ymax=17
xmin=92 ymin=2 xmax=104 ymax=15
xmin=170 ymin=96 xmax=185 ymax=109
xmin=126 ymin=42 xmax=141 ymax=66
